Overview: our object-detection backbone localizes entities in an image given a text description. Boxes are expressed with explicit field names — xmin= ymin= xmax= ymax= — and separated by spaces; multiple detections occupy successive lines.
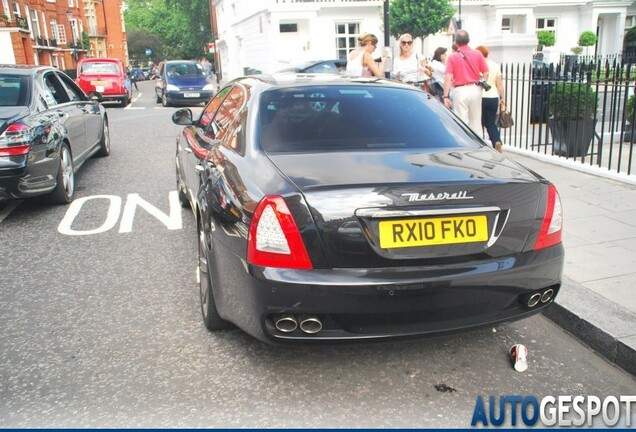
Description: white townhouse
xmin=211 ymin=0 xmax=636 ymax=80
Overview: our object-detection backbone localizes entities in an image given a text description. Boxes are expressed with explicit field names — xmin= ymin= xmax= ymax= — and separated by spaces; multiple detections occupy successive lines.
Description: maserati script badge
xmin=401 ymin=191 xmax=474 ymax=202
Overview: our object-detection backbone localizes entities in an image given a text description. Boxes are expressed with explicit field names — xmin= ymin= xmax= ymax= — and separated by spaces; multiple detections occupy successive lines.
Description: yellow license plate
xmin=379 ymin=215 xmax=488 ymax=249
xmin=91 ymin=80 xmax=108 ymax=86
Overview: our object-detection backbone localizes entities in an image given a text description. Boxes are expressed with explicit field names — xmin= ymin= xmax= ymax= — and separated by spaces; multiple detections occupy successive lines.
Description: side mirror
xmin=172 ymin=108 xmax=194 ymax=126
xmin=88 ymin=91 xmax=103 ymax=102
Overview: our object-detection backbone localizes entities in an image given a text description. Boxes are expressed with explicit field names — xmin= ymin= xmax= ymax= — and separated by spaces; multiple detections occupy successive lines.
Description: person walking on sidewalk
xmin=443 ymin=30 xmax=489 ymax=134
xmin=475 ymin=45 xmax=505 ymax=153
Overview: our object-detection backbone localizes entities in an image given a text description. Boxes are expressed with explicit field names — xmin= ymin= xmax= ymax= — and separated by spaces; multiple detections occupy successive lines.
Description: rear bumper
xmin=210 ymin=239 xmax=564 ymax=343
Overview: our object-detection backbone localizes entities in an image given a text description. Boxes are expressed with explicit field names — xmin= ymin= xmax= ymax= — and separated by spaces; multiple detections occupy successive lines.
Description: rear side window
xmin=0 ymin=75 xmax=29 ymax=106
xmin=80 ymin=62 xmax=120 ymax=74
xmin=258 ymin=86 xmax=480 ymax=152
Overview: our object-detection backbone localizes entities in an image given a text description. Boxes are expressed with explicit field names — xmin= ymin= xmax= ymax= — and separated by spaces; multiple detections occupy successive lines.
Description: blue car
xmin=154 ymin=60 xmax=214 ymax=107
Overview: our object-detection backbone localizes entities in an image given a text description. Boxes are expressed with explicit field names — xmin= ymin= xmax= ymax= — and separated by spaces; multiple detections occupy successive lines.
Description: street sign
xmin=145 ymin=48 xmax=152 ymax=56
xmin=207 ymin=43 xmax=215 ymax=54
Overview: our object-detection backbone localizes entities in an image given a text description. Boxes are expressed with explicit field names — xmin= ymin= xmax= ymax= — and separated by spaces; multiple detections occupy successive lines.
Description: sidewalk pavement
xmin=505 ymin=147 xmax=636 ymax=376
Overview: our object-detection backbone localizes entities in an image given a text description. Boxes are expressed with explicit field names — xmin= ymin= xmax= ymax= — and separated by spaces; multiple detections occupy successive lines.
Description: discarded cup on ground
xmin=510 ymin=344 xmax=529 ymax=372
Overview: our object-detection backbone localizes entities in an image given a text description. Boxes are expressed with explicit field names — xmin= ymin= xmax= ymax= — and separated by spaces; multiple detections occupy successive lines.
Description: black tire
xmin=198 ymin=220 xmax=230 ymax=331
xmin=162 ymin=91 xmax=170 ymax=107
xmin=48 ymin=144 xmax=75 ymax=204
xmin=95 ymin=118 xmax=110 ymax=157
xmin=120 ymin=96 xmax=128 ymax=108
xmin=156 ymin=93 xmax=161 ymax=103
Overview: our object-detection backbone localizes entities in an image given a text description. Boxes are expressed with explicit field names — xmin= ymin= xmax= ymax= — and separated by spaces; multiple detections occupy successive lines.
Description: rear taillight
xmin=533 ymin=184 xmax=563 ymax=250
xmin=247 ymin=195 xmax=313 ymax=269
xmin=0 ymin=122 xmax=31 ymax=157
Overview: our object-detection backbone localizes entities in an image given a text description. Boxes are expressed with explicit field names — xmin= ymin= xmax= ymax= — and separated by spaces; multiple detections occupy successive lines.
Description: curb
xmin=543 ymin=276 xmax=636 ymax=376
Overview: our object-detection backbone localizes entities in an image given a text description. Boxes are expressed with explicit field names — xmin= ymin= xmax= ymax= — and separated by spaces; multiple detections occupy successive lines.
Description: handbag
xmin=496 ymin=109 xmax=514 ymax=128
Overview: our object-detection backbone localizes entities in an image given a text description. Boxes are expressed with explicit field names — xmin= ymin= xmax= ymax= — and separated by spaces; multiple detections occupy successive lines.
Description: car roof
xmin=0 ymin=65 xmax=52 ymax=75
xmin=242 ymin=73 xmax=409 ymax=90
xmin=166 ymin=60 xmax=198 ymax=65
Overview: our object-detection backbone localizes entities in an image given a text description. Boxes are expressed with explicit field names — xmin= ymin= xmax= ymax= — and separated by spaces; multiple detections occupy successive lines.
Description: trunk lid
xmin=267 ymin=148 xmax=545 ymax=268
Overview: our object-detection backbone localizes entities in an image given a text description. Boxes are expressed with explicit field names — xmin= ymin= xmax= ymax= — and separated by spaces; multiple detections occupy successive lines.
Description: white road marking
xmin=0 ymin=201 xmax=21 ymax=225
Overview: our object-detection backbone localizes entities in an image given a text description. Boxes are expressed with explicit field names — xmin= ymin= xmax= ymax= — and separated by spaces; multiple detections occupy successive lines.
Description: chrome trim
xmin=355 ymin=206 xmax=502 ymax=218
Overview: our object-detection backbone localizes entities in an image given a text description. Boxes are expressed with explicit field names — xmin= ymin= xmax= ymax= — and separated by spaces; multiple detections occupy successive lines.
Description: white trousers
xmin=453 ymin=84 xmax=483 ymax=135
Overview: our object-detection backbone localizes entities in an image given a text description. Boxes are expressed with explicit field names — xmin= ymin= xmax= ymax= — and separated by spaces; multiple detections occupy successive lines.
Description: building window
xmin=279 ymin=23 xmax=297 ymax=33
xmin=11 ymin=1 xmax=20 ymax=18
xmin=50 ymin=19 xmax=59 ymax=41
xmin=68 ymin=0 xmax=74 ymax=7
xmin=501 ymin=18 xmax=511 ymax=33
xmin=2 ymin=0 xmax=10 ymax=20
xmin=70 ymin=18 xmax=79 ymax=42
xmin=536 ymin=17 xmax=557 ymax=44
xmin=29 ymin=9 xmax=41 ymax=39
xmin=41 ymin=11 xmax=49 ymax=39
xmin=335 ymin=22 xmax=360 ymax=60
xmin=626 ymin=15 xmax=636 ymax=30
xmin=57 ymin=24 xmax=67 ymax=44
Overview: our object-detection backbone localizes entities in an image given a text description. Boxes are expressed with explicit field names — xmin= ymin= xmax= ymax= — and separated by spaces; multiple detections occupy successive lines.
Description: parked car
xmin=277 ymin=59 xmax=347 ymax=74
xmin=154 ymin=60 xmax=214 ymax=107
xmin=142 ymin=67 xmax=152 ymax=80
xmin=172 ymin=74 xmax=564 ymax=343
xmin=75 ymin=57 xmax=131 ymax=107
xmin=129 ymin=66 xmax=144 ymax=81
xmin=0 ymin=65 xmax=110 ymax=204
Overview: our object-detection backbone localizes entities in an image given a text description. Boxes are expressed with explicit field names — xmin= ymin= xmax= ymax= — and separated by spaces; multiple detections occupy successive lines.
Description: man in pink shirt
xmin=443 ymin=30 xmax=489 ymax=134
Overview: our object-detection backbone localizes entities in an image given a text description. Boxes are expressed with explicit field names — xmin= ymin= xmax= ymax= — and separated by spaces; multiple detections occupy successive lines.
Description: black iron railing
xmin=499 ymin=59 xmax=635 ymax=176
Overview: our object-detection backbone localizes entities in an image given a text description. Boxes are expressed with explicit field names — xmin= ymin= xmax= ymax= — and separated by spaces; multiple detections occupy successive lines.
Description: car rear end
xmin=164 ymin=62 xmax=214 ymax=105
xmin=76 ymin=59 xmax=128 ymax=103
xmin=0 ymin=69 xmax=43 ymax=201
xmin=209 ymin=80 xmax=564 ymax=343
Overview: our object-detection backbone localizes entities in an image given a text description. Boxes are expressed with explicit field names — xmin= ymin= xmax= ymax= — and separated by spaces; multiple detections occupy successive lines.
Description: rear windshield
xmin=0 ymin=75 xmax=29 ymax=107
xmin=259 ymin=86 xmax=480 ymax=152
xmin=80 ymin=62 xmax=120 ymax=74
xmin=166 ymin=63 xmax=204 ymax=77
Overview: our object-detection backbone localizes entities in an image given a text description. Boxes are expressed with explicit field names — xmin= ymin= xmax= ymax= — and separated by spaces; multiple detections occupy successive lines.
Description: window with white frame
xmin=51 ymin=18 xmax=58 ymax=41
xmin=502 ymin=17 xmax=511 ymax=33
xmin=68 ymin=0 xmax=74 ymax=7
xmin=536 ymin=17 xmax=557 ymax=45
xmin=29 ymin=9 xmax=41 ymax=39
xmin=70 ymin=18 xmax=79 ymax=42
xmin=41 ymin=11 xmax=49 ymax=39
xmin=2 ymin=0 xmax=10 ymax=20
xmin=335 ymin=22 xmax=360 ymax=61
xmin=11 ymin=1 xmax=20 ymax=18
xmin=57 ymin=24 xmax=67 ymax=44
xmin=626 ymin=15 xmax=636 ymax=30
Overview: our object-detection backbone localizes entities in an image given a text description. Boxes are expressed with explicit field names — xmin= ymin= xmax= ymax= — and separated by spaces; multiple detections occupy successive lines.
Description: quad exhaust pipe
xmin=273 ymin=314 xmax=322 ymax=334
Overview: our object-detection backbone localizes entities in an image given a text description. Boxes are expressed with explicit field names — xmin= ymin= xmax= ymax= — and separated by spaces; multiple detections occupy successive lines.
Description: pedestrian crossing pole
xmin=384 ymin=0 xmax=390 ymax=78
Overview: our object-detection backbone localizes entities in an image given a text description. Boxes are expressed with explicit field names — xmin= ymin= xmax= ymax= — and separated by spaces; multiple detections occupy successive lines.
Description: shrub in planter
xmin=547 ymin=83 xmax=597 ymax=157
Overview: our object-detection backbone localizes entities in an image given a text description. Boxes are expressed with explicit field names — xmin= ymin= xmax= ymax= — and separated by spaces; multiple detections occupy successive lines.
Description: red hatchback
xmin=76 ymin=58 xmax=131 ymax=107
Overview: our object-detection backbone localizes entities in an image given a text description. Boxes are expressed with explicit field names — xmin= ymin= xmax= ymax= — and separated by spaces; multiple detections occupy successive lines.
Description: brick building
xmin=0 ymin=0 xmax=128 ymax=69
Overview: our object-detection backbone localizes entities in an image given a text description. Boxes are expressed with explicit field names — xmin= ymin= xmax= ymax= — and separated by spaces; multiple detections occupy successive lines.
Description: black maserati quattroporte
xmin=173 ymin=73 xmax=564 ymax=343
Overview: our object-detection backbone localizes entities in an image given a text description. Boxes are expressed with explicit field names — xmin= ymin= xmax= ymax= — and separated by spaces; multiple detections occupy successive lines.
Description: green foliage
xmin=537 ymin=30 xmax=555 ymax=47
xmin=389 ymin=0 xmax=455 ymax=40
xmin=571 ymin=46 xmax=583 ymax=55
xmin=548 ymin=83 xmax=597 ymax=120
xmin=578 ymin=31 xmax=597 ymax=47
xmin=81 ymin=31 xmax=90 ymax=51
xmin=626 ymin=94 xmax=636 ymax=123
xmin=124 ymin=0 xmax=212 ymax=61
xmin=626 ymin=26 xmax=636 ymax=42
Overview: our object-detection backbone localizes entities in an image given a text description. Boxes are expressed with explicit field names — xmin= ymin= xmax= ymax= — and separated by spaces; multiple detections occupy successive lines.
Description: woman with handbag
xmin=430 ymin=47 xmax=448 ymax=102
xmin=345 ymin=33 xmax=387 ymax=77
xmin=475 ymin=45 xmax=505 ymax=152
xmin=392 ymin=34 xmax=434 ymax=91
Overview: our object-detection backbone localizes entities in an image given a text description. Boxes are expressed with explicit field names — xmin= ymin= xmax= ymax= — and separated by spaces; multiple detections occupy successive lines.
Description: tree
xmin=127 ymin=29 xmax=162 ymax=65
xmin=164 ymin=0 xmax=212 ymax=58
xmin=578 ymin=30 xmax=597 ymax=57
xmin=389 ymin=0 xmax=455 ymax=41
xmin=537 ymin=30 xmax=555 ymax=48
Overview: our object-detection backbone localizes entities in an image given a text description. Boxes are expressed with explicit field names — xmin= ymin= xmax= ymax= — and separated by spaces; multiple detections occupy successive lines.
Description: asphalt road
xmin=0 ymin=80 xmax=635 ymax=428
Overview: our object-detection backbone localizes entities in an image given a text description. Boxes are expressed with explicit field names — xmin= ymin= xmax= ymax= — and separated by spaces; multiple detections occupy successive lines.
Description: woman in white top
xmin=345 ymin=33 xmax=386 ymax=77
xmin=475 ymin=45 xmax=505 ymax=153
xmin=429 ymin=47 xmax=448 ymax=102
xmin=392 ymin=33 xmax=432 ymax=84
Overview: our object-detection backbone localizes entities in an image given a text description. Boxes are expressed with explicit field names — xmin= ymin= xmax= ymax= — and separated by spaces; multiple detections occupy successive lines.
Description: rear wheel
xmin=198 ymin=220 xmax=230 ymax=331
xmin=48 ymin=144 xmax=75 ymax=204
xmin=177 ymin=177 xmax=189 ymax=208
xmin=95 ymin=118 xmax=110 ymax=157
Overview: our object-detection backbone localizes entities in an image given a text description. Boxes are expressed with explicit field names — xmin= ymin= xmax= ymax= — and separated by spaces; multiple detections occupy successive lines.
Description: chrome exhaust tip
xmin=274 ymin=315 xmax=298 ymax=333
xmin=528 ymin=293 xmax=542 ymax=308
xmin=541 ymin=288 xmax=554 ymax=303
xmin=299 ymin=316 xmax=322 ymax=334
